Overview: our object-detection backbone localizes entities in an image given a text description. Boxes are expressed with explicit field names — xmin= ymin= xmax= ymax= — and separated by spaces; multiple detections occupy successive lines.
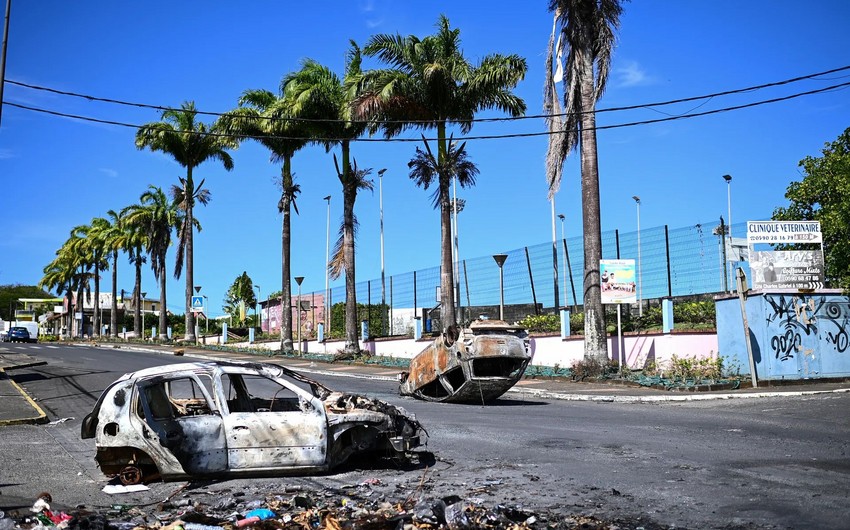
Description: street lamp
xmin=493 ymin=254 xmax=508 ymax=321
xmin=294 ymin=276 xmax=304 ymax=353
xmin=632 ymin=196 xmax=642 ymax=317
xmin=140 ymin=292 xmax=147 ymax=340
xmin=378 ymin=168 xmax=387 ymax=336
xmin=323 ymin=195 xmax=331 ymax=332
xmin=254 ymin=284 xmax=261 ymax=333
xmin=551 ymin=196 xmax=559 ymax=311
xmin=558 ymin=214 xmax=567 ymax=307
xmin=723 ymin=174 xmax=733 ymax=292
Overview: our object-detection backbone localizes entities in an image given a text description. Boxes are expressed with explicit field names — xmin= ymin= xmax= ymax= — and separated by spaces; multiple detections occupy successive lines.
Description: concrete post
xmin=560 ymin=309 xmax=570 ymax=338
xmin=361 ymin=320 xmax=368 ymax=342
xmin=249 ymin=327 xmax=255 ymax=344
xmin=414 ymin=317 xmax=422 ymax=340
xmin=317 ymin=322 xmax=324 ymax=343
xmin=662 ymin=298 xmax=674 ymax=334
xmin=222 ymin=323 xmax=228 ymax=344
xmin=167 ymin=327 xmax=172 ymax=340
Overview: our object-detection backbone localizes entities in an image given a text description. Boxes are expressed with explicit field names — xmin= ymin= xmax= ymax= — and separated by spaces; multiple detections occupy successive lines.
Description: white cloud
xmin=0 ymin=148 xmax=15 ymax=159
xmin=614 ymin=60 xmax=654 ymax=88
xmin=100 ymin=168 xmax=118 ymax=178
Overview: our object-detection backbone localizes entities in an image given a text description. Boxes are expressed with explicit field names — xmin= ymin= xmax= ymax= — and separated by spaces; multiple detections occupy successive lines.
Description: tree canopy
xmin=773 ymin=127 xmax=850 ymax=289
xmin=0 ymin=285 xmax=54 ymax=321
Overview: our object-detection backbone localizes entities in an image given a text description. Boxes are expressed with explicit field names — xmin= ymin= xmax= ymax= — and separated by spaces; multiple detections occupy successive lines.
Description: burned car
xmin=81 ymin=360 xmax=424 ymax=484
xmin=399 ymin=319 xmax=532 ymax=403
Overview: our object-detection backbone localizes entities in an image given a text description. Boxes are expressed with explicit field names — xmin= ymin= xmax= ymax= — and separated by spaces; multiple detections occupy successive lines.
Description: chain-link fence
xmin=315 ymin=219 xmax=747 ymax=337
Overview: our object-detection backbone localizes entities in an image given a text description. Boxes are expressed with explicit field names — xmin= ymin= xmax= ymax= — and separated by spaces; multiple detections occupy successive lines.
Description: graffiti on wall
xmin=764 ymin=295 xmax=849 ymax=361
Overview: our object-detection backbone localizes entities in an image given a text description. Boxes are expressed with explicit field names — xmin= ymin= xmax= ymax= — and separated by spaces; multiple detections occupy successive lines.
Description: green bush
xmin=518 ymin=314 xmax=560 ymax=333
xmin=673 ymin=301 xmax=715 ymax=326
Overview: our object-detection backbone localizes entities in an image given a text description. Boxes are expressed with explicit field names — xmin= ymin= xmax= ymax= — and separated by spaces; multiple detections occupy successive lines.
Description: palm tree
xmin=123 ymin=186 xmax=184 ymax=341
xmin=407 ymin=140 xmax=479 ymax=299
xmin=125 ymin=226 xmax=147 ymax=338
xmin=40 ymin=251 xmax=79 ymax=338
xmin=544 ymin=0 xmax=625 ymax=362
xmin=97 ymin=209 xmax=128 ymax=338
xmin=68 ymin=222 xmax=108 ymax=337
xmin=135 ymin=101 xmax=237 ymax=342
xmin=88 ymin=215 xmax=120 ymax=337
xmin=221 ymin=88 xmax=310 ymax=353
xmin=283 ymin=42 xmax=369 ymax=356
xmin=358 ymin=14 xmax=527 ymax=330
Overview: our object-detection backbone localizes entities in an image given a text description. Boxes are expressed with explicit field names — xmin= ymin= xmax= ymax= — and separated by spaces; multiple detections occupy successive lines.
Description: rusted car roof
xmin=399 ymin=319 xmax=532 ymax=403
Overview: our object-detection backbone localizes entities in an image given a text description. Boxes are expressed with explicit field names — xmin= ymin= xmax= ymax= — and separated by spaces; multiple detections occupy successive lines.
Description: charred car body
xmin=81 ymin=361 xmax=424 ymax=484
xmin=399 ymin=319 xmax=532 ymax=403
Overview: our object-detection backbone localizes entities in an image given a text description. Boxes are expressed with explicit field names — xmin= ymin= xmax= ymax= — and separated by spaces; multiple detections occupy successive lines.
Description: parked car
xmin=6 ymin=327 xmax=31 ymax=343
xmin=81 ymin=360 xmax=425 ymax=484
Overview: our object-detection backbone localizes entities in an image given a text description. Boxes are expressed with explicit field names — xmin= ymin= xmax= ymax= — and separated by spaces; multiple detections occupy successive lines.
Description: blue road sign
xmin=191 ymin=296 xmax=205 ymax=312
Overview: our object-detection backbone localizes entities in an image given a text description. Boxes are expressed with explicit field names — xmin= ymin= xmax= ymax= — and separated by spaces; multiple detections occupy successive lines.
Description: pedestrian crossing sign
xmin=191 ymin=296 xmax=205 ymax=313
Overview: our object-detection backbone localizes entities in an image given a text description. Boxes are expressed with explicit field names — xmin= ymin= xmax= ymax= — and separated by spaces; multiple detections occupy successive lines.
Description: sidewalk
xmin=2 ymin=343 xmax=849 ymax=425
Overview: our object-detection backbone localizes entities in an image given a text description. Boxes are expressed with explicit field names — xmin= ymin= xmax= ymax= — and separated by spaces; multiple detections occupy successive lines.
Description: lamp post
xmin=294 ymin=276 xmax=304 ymax=353
xmin=323 ymin=195 xmax=331 ymax=332
xmin=551 ymin=197 xmax=559 ymax=311
xmin=493 ymin=254 xmax=508 ymax=321
xmin=723 ymin=174 xmax=733 ymax=292
xmin=140 ymin=292 xmax=147 ymax=340
xmin=254 ymin=284 xmax=261 ymax=333
xmin=378 ymin=168 xmax=387 ymax=336
xmin=632 ymin=196 xmax=642 ymax=317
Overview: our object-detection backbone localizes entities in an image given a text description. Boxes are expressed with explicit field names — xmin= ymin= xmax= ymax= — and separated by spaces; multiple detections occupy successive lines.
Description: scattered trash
xmin=47 ymin=417 xmax=74 ymax=425
xmin=102 ymin=484 xmax=150 ymax=495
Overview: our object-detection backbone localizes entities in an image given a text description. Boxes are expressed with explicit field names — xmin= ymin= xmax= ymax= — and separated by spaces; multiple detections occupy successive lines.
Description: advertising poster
xmin=600 ymin=259 xmax=637 ymax=304
xmin=751 ymin=250 xmax=825 ymax=290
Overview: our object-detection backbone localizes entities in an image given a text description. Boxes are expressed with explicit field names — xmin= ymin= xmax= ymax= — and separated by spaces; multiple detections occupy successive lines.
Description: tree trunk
xmin=93 ymin=260 xmax=101 ymax=337
xmin=110 ymin=250 xmax=118 ymax=338
xmin=280 ymin=159 xmax=294 ymax=353
xmin=341 ymin=141 xmax=361 ymax=355
xmin=437 ymin=121 xmax=456 ymax=330
xmin=159 ymin=260 xmax=168 ymax=340
xmin=579 ymin=52 xmax=608 ymax=363
xmin=134 ymin=257 xmax=142 ymax=338
xmin=184 ymin=167 xmax=197 ymax=342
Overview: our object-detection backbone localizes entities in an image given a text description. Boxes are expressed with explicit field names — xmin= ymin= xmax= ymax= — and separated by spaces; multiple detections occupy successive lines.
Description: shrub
xmin=518 ymin=314 xmax=560 ymax=333
xmin=667 ymin=354 xmax=723 ymax=382
xmin=570 ymin=357 xmax=618 ymax=380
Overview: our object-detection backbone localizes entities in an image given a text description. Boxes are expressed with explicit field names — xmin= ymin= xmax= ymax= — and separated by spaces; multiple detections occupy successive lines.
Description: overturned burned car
xmin=81 ymin=360 xmax=424 ymax=484
xmin=399 ymin=319 xmax=532 ymax=403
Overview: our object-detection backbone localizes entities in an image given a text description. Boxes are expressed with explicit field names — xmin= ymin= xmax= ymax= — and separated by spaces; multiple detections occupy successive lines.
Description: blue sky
xmin=1 ymin=1 xmax=848 ymax=318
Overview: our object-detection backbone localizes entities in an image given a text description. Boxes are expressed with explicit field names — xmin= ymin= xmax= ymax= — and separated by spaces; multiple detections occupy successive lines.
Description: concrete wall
xmin=716 ymin=290 xmax=850 ymax=380
xmin=232 ymin=330 xmax=720 ymax=371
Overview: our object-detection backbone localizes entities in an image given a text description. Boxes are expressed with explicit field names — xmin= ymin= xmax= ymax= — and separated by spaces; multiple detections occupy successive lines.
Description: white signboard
xmin=751 ymin=250 xmax=825 ymax=290
xmin=746 ymin=221 xmax=822 ymax=244
xmin=600 ymin=259 xmax=637 ymax=304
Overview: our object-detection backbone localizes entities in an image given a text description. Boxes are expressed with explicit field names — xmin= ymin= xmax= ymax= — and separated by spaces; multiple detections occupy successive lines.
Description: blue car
xmin=7 ymin=327 xmax=31 ymax=343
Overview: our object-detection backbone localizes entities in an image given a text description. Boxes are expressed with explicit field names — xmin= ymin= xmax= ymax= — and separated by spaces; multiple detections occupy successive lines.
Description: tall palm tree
xmin=222 ymin=87 xmax=310 ymax=353
xmin=358 ymin=14 xmax=527 ymax=330
xmin=125 ymin=226 xmax=147 ymax=338
xmin=40 ymin=251 xmax=79 ymax=338
xmin=283 ymin=42 xmax=369 ymax=356
xmin=123 ymin=186 xmax=184 ymax=341
xmin=407 ymin=139 xmax=479 ymax=284
xmin=88 ymin=216 xmax=118 ymax=337
xmin=544 ymin=0 xmax=625 ymax=362
xmin=135 ymin=101 xmax=237 ymax=342
xmin=98 ymin=209 xmax=129 ymax=338
xmin=69 ymin=222 xmax=108 ymax=337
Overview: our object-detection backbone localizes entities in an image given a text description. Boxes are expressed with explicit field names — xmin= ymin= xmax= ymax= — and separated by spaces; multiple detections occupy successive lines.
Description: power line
xmin=5 ymin=64 xmax=850 ymax=126
xmin=6 ymin=81 xmax=849 ymax=143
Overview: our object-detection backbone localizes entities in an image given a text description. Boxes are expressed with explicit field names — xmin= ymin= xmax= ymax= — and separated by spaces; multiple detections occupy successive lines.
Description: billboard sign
xmin=600 ymin=259 xmax=637 ymax=304
xmin=746 ymin=221 xmax=822 ymax=244
xmin=751 ymin=250 xmax=825 ymax=290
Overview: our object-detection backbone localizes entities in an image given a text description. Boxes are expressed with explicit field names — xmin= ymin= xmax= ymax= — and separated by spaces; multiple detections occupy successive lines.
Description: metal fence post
xmin=524 ymin=247 xmax=539 ymax=315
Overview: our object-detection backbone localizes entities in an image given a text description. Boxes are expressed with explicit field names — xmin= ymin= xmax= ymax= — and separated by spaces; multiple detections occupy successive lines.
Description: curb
xmin=69 ymin=343 xmax=850 ymax=403
xmin=0 ymin=368 xmax=48 ymax=426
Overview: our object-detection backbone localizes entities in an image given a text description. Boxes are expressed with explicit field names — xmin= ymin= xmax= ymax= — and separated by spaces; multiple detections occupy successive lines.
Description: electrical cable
xmin=5 ymin=80 xmax=849 ymax=143
xmin=5 ymin=64 xmax=850 ymax=125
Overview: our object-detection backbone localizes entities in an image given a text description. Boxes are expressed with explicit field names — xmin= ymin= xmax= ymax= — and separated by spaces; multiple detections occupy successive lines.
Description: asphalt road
xmin=1 ymin=343 xmax=848 ymax=529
